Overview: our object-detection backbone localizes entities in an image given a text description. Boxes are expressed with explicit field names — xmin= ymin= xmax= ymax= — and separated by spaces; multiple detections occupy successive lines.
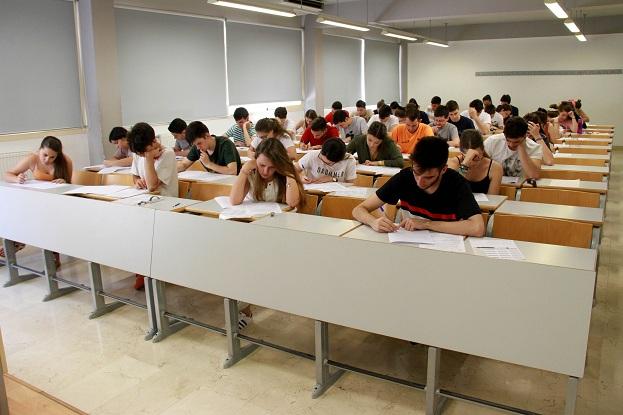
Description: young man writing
xmin=461 ymin=99 xmax=491 ymax=135
xmin=224 ymin=107 xmax=256 ymax=147
xmin=332 ymin=109 xmax=368 ymax=142
xmin=446 ymin=100 xmax=475 ymax=135
xmin=426 ymin=96 xmax=442 ymax=120
xmin=367 ymin=104 xmax=399 ymax=133
xmin=168 ymin=118 xmax=190 ymax=157
xmin=300 ymin=117 xmax=340 ymax=150
xmin=355 ymin=100 xmax=373 ymax=121
xmin=104 ymin=127 xmax=133 ymax=167
xmin=391 ymin=104 xmax=434 ymax=154
xmin=325 ymin=101 xmax=348 ymax=125
xmin=353 ymin=136 xmax=484 ymax=237
xmin=430 ymin=105 xmax=459 ymax=147
xmin=500 ymin=94 xmax=519 ymax=117
xmin=177 ymin=121 xmax=241 ymax=175
xmin=296 ymin=138 xmax=356 ymax=184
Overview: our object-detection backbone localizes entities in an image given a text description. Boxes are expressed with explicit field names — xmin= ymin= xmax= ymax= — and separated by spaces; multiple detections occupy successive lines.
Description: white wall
xmin=408 ymin=34 xmax=623 ymax=145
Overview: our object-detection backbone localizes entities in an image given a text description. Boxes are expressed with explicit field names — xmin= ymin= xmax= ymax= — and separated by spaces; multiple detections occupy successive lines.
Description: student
xmin=346 ymin=121 xmax=404 ymax=167
xmin=297 ymin=138 xmax=357 ymax=183
xmin=461 ymin=99 xmax=491 ymax=135
xmin=325 ymin=101 xmax=348 ymax=125
xmin=426 ymin=96 xmax=441 ymax=120
xmin=394 ymin=107 xmax=407 ymax=124
xmin=485 ymin=104 xmax=504 ymax=130
xmin=300 ymin=117 xmax=340 ymax=150
xmin=389 ymin=101 xmax=401 ymax=115
xmin=557 ymin=102 xmax=579 ymax=133
xmin=374 ymin=99 xmax=386 ymax=115
xmin=482 ymin=94 xmax=492 ymax=107
xmin=500 ymin=94 xmax=519 ymax=117
xmin=484 ymin=116 xmax=542 ymax=179
xmin=168 ymin=118 xmax=190 ymax=157
xmin=447 ymin=129 xmax=502 ymax=195
xmin=367 ymin=104 xmax=399 ymax=132
xmin=537 ymin=108 xmax=560 ymax=143
xmin=332 ymin=109 xmax=368 ymax=142
xmin=446 ymin=100 xmax=475 ymax=135
xmin=128 ymin=122 xmax=178 ymax=197
xmin=294 ymin=109 xmax=318 ymax=134
xmin=430 ymin=105 xmax=459 ymax=147
xmin=407 ymin=99 xmax=431 ymax=125
xmin=2 ymin=136 xmax=72 ymax=266
xmin=230 ymin=138 xmax=306 ymax=208
xmin=104 ymin=127 xmax=133 ymax=167
xmin=249 ymin=118 xmax=296 ymax=160
xmin=224 ymin=107 xmax=256 ymax=147
xmin=574 ymin=99 xmax=590 ymax=123
xmin=524 ymin=112 xmax=554 ymax=166
xmin=391 ymin=105 xmax=434 ymax=154
xmin=497 ymin=103 xmax=513 ymax=126
xmin=352 ymin=137 xmax=484 ymax=236
xmin=178 ymin=121 xmax=241 ymax=174
xmin=355 ymin=100 xmax=373 ymax=121
xmin=274 ymin=107 xmax=296 ymax=139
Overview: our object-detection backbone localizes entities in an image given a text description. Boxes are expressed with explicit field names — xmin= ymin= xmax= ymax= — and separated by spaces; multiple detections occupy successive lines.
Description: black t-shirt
xmin=449 ymin=116 xmax=475 ymax=135
xmin=419 ymin=111 xmax=430 ymax=125
xmin=376 ymin=168 xmax=480 ymax=221
xmin=186 ymin=136 xmax=242 ymax=173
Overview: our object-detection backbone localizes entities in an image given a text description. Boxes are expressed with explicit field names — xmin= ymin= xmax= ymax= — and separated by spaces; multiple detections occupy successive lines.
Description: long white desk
xmin=541 ymin=164 xmax=609 ymax=175
xmin=529 ymin=178 xmax=608 ymax=195
xmin=495 ymin=200 xmax=604 ymax=226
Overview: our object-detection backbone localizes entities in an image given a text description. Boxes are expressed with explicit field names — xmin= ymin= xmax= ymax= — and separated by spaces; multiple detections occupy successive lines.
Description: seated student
xmin=391 ymin=104 xmax=434 ymax=154
xmin=325 ymin=101 xmax=348 ymax=125
xmin=461 ymin=99 xmax=491 ymax=135
xmin=426 ymin=96 xmax=441 ymax=120
xmin=178 ymin=121 xmax=241 ymax=174
xmin=407 ymin=99 xmax=431 ymax=125
xmin=374 ymin=99 xmax=386 ymax=115
xmin=274 ymin=107 xmax=296 ymax=139
xmin=346 ymin=121 xmax=404 ymax=167
xmin=557 ymin=101 xmax=579 ymax=133
xmin=448 ymin=129 xmax=502 ymax=195
xmin=446 ymin=100 xmax=475 ymax=135
xmin=540 ymin=108 xmax=561 ymax=142
xmin=484 ymin=116 xmax=542 ymax=179
xmin=128 ymin=122 xmax=178 ymax=197
xmin=389 ymin=101 xmax=401 ymax=115
xmin=574 ymin=99 xmax=590 ymax=124
xmin=497 ymin=103 xmax=513 ymax=126
xmin=294 ymin=109 xmax=318 ymax=134
xmin=224 ymin=107 xmax=256 ymax=147
xmin=524 ymin=112 xmax=554 ymax=166
xmin=367 ymin=104 xmax=399 ymax=132
xmin=482 ymin=94 xmax=492 ymax=107
xmin=230 ymin=138 xmax=306 ymax=209
xmin=394 ymin=107 xmax=407 ymax=124
xmin=104 ymin=127 xmax=133 ymax=167
xmin=332 ymin=109 xmax=368 ymax=142
xmin=500 ymin=94 xmax=519 ymax=117
xmin=355 ymin=100 xmax=373 ymax=121
xmin=352 ymin=137 xmax=484 ymax=236
xmin=485 ymin=104 xmax=504 ymax=130
xmin=300 ymin=117 xmax=340 ymax=150
xmin=430 ymin=105 xmax=459 ymax=147
xmin=2 ymin=136 xmax=72 ymax=266
xmin=249 ymin=118 xmax=296 ymax=160
xmin=168 ymin=118 xmax=190 ymax=157
xmin=296 ymin=138 xmax=356 ymax=184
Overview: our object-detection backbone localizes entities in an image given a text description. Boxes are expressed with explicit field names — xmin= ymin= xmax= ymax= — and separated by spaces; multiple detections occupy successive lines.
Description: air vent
xmin=281 ymin=0 xmax=324 ymax=11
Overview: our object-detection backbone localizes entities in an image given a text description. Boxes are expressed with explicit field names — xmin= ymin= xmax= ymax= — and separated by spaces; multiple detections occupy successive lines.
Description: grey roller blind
xmin=0 ymin=0 xmax=82 ymax=134
xmin=115 ymin=8 xmax=227 ymax=124
xmin=226 ymin=22 xmax=302 ymax=105
xmin=365 ymin=40 xmax=400 ymax=104
xmin=322 ymin=35 xmax=363 ymax=107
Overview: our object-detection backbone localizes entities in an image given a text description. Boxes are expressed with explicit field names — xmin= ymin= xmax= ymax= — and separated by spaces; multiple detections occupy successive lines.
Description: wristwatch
xmin=332 ymin=177 xmax=338 ymax=182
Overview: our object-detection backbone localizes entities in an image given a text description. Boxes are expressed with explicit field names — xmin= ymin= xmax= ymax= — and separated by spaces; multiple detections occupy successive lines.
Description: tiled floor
xmin=1 ymin=151 xmax=621 ymax=414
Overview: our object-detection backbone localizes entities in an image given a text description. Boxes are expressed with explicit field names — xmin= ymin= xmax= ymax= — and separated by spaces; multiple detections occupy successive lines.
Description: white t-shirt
xmin=491 ymin=112 xmax=504 ymax=128
xmin=250 ymin=134 xmax=294 ymax=151
xmin=130 ymin=148 xmax=179 ymax=197
xmin=339 ymin=116 xmax=368 ymax=139
xmin=298 ymin=150 xmax=357 ymax=182
xmin=484 ymin=133 xmax=543 ymax=177
xmin=248 ymin=173 xmax=280 ymax=202
xmin=461 ymin=110 xmax=492 ymax=131
xmin=280 ymin=118 xmax=296 ymax=132
xmin=368 ymin=114 xmax=399 ymax=132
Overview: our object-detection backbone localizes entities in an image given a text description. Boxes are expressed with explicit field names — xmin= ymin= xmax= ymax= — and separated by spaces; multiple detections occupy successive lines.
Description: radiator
xmin=0 ymin=151 xmax=32 ymax=179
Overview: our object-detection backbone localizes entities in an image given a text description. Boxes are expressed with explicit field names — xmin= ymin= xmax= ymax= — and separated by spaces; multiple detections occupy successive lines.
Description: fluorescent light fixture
xmin=425 ymin=40 xmax=449 ymax=48
xmin=544 ymin=1 xmax=568 ymax=19
xmin=576 ymin=33 xmax=587 ymax=42
xmin=208 ymin=0 xmax=296 ymax=17
xmin=564 ymin=19 xmax=580 ymax=33
xmin=317 ymin=16 xmax=369 ymax=32
xmin=382 ymin=30 xmax=417 ymax=42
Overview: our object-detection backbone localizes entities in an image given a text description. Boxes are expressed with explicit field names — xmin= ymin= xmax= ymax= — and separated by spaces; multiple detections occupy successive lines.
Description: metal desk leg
xmin=143 ymin=277 xmax=158 ymax=341
xmin=42 ymin=250 xmax=77 ymax=301
xmin=223 ymin=298 xmax=258 ymax=368
xmin=426 ymin=347 xmax=447 ymax=415
xmin=312 ymin=320 xmax=344 ymax=399
xmin=151 ymin=279 xmax=187 ymax=343
xmin=564 ymin=377 xmax=579 ymax=415
xmin=2 ymin=239 xmax=37 ymax=287
xmin=88 ymin=262 xmax=124 ymax=319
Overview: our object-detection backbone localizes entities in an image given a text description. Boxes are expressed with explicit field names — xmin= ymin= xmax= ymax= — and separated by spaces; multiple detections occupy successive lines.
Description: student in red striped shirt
xmin=352 ymin=136 xmax=484 ymax=236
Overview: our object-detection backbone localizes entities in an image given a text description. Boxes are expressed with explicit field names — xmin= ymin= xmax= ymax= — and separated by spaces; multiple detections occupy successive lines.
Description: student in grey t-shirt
xmin=430 ymin=105 xmax=459 ymax=147
xmin=332 ymin=110 xmax=368 ymax=143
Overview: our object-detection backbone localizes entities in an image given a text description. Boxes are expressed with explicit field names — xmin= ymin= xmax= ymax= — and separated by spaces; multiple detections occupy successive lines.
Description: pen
xmin=172 ymin=203 xmax=181 ymax=208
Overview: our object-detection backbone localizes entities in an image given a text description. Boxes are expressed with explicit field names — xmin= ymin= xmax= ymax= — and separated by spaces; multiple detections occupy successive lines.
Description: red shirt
xmin=325 ymin=110 xmax=349 ymax=125
xmin=301 ymin=125 xmax=340 ymax=147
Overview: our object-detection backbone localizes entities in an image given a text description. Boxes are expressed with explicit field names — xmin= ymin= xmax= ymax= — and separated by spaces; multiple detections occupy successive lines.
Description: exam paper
xmin=15 ymin=180 xmax=71 ymax=190
xmin=97 ymin=166 xmax=131 ymax=175
xmin=418 ymin=233 xmax=466 ymax=253
xmin=472 ymin=193 xmax=489 ymax=202
xmin=219 ymin=202 xmax=282 ymax=220
xmin=501 ymin=176 xmax=519 ymax=185
xmin=469 ymin=238 xmax=525 ymax=261
xmin=356 ymin=165 xmax=401 ymax=176
xmin=388 ymin=228 xmax=434 ymax=244
xmin=178 ymin=171 xmax=233 ymax=182
xmin=303 ymin=182 xmax=349 ymax=193
xmin=63 ymin=185 xmax=130 ymax=196
xmin=330 ymin=187 xmax=372 ymax=198
xmin=110 ymin=187 xmax=149 ymax=199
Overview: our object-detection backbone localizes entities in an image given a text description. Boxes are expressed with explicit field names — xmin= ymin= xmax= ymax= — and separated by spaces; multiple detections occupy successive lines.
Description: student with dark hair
xmin=168 ymin=118 xmax=189 ymax=157
xmin=104 ymin=126 xmax=133 ymax=167
xmin=557 ymin=102 xmax=579 ymax=133
xmin=500 ymin=94 xmax=519 ymax=117
xmin=375 ymin=99 xmax=386 ymax=114
xmin=391 ymin=104 xmax=434 ymax=154
xmin=249 ymin=118 xmax=296 ymax=160
xmin=346 ymin=121 xmax=403 ymax=167
xmin=325 ymin=101 xmax=348 ymax=125
xmin=353 ymin=136 xmax=484 ymax=236
xmin=367 ymin=104 xmax=399 ymax=132
xmin=395 ymin=107 xmax=407 ymax=123
xmin=497 ymin=103 xmax=513 ymax=126
xmin=482 ymin=94 xmax=492 ymax=107
xmin=274 ymin=107 xmax=295 ymax=139
xmin=355 ymin=99 xmax=373 ymax=121
xmin=389 ymin=101 xmax=400 ymax=114
xmin=407 ymin=99 xmax=430 ymax=124
xmin=333 ymin=109 xmax=368 ymax=142
xmin=484 ymin=116 xmax=542 ymax=178
xmin=300 ymin=117 xmax=340 ymax=150
xmin=461 ymin=99 xmax=491 ymax=134
xmin=295 ymin=109 xmax=318 ymax=134
xmin=178 ymin=121 xmax=241 ymax=174
xmin=485 ymin=104 xmax=504 ymax=130
xmin=224 ymin=107 xmax=256 ymax=147
xmin=447 ymin=129 xmax=502 ymax=195
xmin=296 ymin=138 xmax=356 ymax=184
xmin=426 ymin=96 xmax=442 ymax=120
xmin=524 ymin=112 xmax=554 ymax=166
xmin=574 ymin=99 xmax=590 ymax=123
xmin=431 ymin=105 xmax=459 ymax=147
xmin=446 ymin=100 xmax=475 ymax=135
xmin=536 ymin=108 xmax=560 ymax=143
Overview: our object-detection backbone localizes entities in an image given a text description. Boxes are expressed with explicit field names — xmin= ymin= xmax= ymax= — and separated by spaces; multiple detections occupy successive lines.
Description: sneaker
xmin=238 ymin=312 xmax=252 ymax=330
xmin=134 ymin=275 xmax=145 ymax=290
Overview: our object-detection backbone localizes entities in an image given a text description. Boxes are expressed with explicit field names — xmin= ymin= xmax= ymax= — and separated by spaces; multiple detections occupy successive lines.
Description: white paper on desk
xmin=240 ymin=156 xmax=251 ymax=163
xmin=219 ymin=202 xmax=282 ymax=220
xmin=388 ymin=228 xmax=434 ymax=244
xmin=296 ymin=148 xmax=311 ymax=154
xmin=177 ymin=171 xmax=231 ymax=182
xmin=63 ymin=185 xmax=129 ymax=196
xmin=418 ymin=233 xmax=466 ymax=253
xmin=84 ymin=164 xmax=104 ymax=172
xmin=473 ymin=193 xmax=489 ymax=202
xmin=304 ymin=182 xmax=349 ymax=192
xmin=331 ymin=188 xmax=371 ymax=197
xmin=113 ymin=194 xmax=156 ymax=206
xmin=501 ymin=176 xmax=519 ymax=185
xmin=15 ymin=180 xmax=71 ymax=190
xmin=97 ymin=166 xmax=131 ymax=175
xmin=214 ymin=195 xmax=253 ymax=208
xmin=356 ymin=165 xmax=401 ymax=176
xmin=110 ymin=187 xmax=149 ymax=199
xmin=469 ymin=238 xmax=525 ymax=261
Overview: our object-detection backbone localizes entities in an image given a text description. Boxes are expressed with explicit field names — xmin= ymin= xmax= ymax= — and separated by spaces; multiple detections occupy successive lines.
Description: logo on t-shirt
xmin=502 ymin=154 xmax=522 ymax=177
xmin=316 ymin=167 xmax=344 ymax=178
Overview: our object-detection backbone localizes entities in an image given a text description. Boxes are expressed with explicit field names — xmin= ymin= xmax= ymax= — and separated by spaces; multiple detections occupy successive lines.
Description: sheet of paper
xmin=97 ymin=166 xmax=131 ymax=175
xmin=330 ymin=187 xmax=372 ymax=198
xmin=113 ymin=194 xmax=158 ymax=206
xmin=63 ymin=185 xmax=130 ymax=196
xmin=219 ymin=202 xmax=282 ymax=220
xmin=472 ymin=193 xmax=489 ymax=202
xmin=304 ymin=182 xmax=349 ymax=193
xmin=469 ymin=238 xmax=525 ymax=261
xmin=356 ymin=165 xmax=401 ymax=176
xmin=14 ymin=180 xmax=71 ymax=190
xmin=214 ymin=196 xmax=232 ymax=208
xmin=501 ymin=176 xmax=519 ymax=185
xmin=240 ymin=156 xmax=251 ymax=163
xmin=84 ymin=164 xmax=104 ymax=172
xmin=110 ymin=187 xmax=149 ymax=199
xmin=178 ymin=171 xmax=232 ymax=182
xmin=418 ymin=233 xmax=466 ymax=253
xmin=388 ymin=228 xmax=434 ymax=244
xmin=296 ymin=148 xmax=311 ymax=154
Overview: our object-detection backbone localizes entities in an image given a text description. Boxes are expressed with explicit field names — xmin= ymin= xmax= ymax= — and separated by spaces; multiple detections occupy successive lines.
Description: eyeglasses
xmin=138 ymin=195 xmax=162 ymax=206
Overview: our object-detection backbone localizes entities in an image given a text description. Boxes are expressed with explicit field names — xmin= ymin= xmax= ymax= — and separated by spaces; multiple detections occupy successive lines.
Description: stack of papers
xmin=469 ymin=238 xmax=525 ymax=261
xmin=356 ymin=165 xmax=401 ymax=176
xmin=178 ymin=171 xmax=233 ymax=183
xmin=13 ymin=180 xmax=71 ymax=190
xmin=217 ymin=199 xmax=282 ymax=220
xmin=472 ymin=193 xmax=489 ymax=202
xmin=304 ymin=182 xmax=349 ymax=193
xmin=501 ymin=176 xmax=520 ymax=185
xmin=388 ymin=229 xmax=466 ymax=252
